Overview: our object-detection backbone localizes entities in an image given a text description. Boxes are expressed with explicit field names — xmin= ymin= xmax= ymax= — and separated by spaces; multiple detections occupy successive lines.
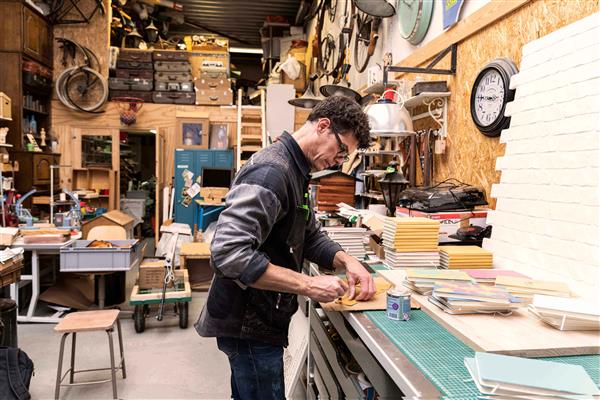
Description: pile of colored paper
xmin=382 ymin=217 xmax=440 ymax=268
xmin=430 ymin=280 xmax=521 ymax=314
xmin=464 ymin=352 xmax=600 ymax=397
xmin=439 ymin=246 xmax=493 ymax=269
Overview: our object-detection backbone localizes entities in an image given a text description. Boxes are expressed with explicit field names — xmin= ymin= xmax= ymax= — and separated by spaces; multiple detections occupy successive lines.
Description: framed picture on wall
xmin=209 ymin=123 xmax=229 ymax=149
xmin=177 ymin=118 xmax=209 ymax=148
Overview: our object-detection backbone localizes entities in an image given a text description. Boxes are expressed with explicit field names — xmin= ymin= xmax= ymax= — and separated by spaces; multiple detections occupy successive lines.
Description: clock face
xmin=470 ymin=58 xmax=518 ymax=137
xmin=474 ymin=69 xmax=505 ymax=127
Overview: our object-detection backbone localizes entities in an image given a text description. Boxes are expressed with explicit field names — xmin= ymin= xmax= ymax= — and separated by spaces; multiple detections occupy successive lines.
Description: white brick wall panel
xmin=578 ymin=187 xmax=599 ymax=207
xmin=562 ymin=97 xmax=600 ymax=119
xmin=579 ymin=168 xmax=600 ymax=187
xmin=555 ymin=114 xmax=598 ymax=135
xmin=555 ymin=151 xmax=599 ymax=169
xmin=570 ymin=60 xmax=600 ymax=84
xmin=495 ymin=156 xmax=506 ymax=171
xmin=550 ymin=168 xmax=588 ymax=186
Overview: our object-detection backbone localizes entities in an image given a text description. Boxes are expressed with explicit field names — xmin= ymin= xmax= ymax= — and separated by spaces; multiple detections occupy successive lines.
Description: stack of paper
xmin=495 ymin=276 xmax=571 ymax=303
xmin=464 ymin=352 xmax=600 ymax=397
xmin=465 ymin=269 xmax=529 ymax=285
xmin=403 ymin=268 xmax=472 ymax=295
xmin=439 ymin=246 xmax=493 ymax=269
xmin=528 ymin=295 xmax=600 ymax=331
xmin=382 ymin=217 xmax=440 ymax=268
xmin=383 ymin=249 xmax=440 ymax=268
xmin=430 ymin=281 xmax=521 ymax=314
xmin=323 ymin=227 xmax=367 ymax=260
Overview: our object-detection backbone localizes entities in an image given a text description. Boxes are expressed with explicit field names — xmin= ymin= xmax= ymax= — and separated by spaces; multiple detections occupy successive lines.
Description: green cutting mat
xmin=365 ymin=310 xmax=600 ymax=398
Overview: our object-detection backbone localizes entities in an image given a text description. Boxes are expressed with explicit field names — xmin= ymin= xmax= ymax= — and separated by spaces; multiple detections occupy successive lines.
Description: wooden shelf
xmin=23 ymin=107 xmax=49 ymax=116
xmin=403 ymin=91 xmax=451 ymax=109
xmin=0 ymin=116 xmax=12 ymax=121
xmin=0 ymin=143 xmax=14 ymax=147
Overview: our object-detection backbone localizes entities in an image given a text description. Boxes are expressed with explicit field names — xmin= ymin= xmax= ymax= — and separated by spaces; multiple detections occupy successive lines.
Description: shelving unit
xmin=72 ymin=167 xmax=118 ymax=210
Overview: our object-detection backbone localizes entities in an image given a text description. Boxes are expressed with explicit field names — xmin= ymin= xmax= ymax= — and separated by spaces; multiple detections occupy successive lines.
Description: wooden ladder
xmin=236 ymin=88 xmax=266 ymax=171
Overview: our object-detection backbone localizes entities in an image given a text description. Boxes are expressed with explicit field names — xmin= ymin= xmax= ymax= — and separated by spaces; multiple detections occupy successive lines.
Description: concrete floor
xmin=19 ymin=292 xmax=234 ymax=399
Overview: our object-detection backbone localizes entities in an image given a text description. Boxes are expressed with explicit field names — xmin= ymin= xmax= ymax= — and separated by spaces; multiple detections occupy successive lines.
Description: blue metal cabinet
xmin=173 ymin=149 xmax=233 ymax=231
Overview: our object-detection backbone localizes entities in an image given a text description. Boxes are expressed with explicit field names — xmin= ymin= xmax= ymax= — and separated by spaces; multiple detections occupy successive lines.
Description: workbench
xmin=307 ymin=263 xmax=600 ymax=398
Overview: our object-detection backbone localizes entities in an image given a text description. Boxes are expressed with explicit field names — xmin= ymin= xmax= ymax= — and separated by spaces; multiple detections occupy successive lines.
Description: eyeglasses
xmin=333 ymin=132 xmax=350 ymax=163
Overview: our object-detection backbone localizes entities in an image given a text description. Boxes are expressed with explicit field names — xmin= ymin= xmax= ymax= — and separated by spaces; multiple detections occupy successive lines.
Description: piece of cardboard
xmin=139 ymin=258 xmax=166 ymax=289
xmin=39 ymin=274 xmax=95 ymax=310
xmin=320 ymin=277 xmax=392 ymax=312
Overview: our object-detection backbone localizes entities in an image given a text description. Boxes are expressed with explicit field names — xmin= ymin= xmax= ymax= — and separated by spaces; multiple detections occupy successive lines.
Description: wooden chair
xmin=54 ymin=310 xmax=126 ymax=399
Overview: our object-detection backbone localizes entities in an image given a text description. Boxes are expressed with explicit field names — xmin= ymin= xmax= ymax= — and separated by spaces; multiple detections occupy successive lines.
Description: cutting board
xmin=377 ymin=269 xmax=599 ymax=356
xmin=320 ymin=277 xmax=391 ymax=312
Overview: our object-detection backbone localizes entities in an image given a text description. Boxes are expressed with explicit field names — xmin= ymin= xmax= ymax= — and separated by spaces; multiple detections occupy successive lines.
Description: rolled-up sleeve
xmin=210 ymin=182 xmax=282 ymax=285
xmin=303 ymin=209 xmax=342 ymax=270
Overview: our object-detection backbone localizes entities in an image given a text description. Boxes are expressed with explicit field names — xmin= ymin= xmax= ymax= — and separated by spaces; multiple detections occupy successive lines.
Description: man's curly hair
xmin=307 ymin=95 xmax=371 ymax=149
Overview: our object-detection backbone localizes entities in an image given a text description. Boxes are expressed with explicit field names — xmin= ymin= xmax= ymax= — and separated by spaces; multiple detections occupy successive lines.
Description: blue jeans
xmin=216 ymin=337 xmax=285 ymax=400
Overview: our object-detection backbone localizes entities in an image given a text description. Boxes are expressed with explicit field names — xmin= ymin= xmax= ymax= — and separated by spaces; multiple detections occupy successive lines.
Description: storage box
xmin=116 ymin=60 xmax=153 ymax=70
xmin=138 ymin=258 xmax=167 ymax=289
xmin=152 ymin=91 xmax=195 ymax=105
xmin=120 ymin=198 xmax=146 ymax=221
xmin=109 ymin=77 xmax=153 ymax=91
xmin=0 ymin=92 xmax=11 ymax=121
xmin=153 ymin=51 xmax=189 ymax=62
xmin=368 ymin=234 xmax=385 ymax=259
xmin=395 ymin=207 xmax=490 ymax=243
xmin=60 ymin=239 xmax=141 ymax=272
xmin=154 ymin=71 xmax=193 ymax=83
xmin=115 ymin=69 xmax=154 ymax=79
xmin=195 ymin=88 xmax=233 ymax=106
xmin=118 ymin=50 xmax=153 ymax=63
xmin=189 ymin=51 xmax=230 ymax=79
xmin=155 ymin=81 xmax=193 ymax=92
xmin=154 ymin=61 xmax=192 ymax=72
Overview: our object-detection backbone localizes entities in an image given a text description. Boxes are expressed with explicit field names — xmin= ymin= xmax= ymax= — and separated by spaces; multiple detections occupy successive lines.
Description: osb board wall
xmin=52 ymin=0 xmax=110 ymax=79
xmin=400 ymin=0 xmax=598 ymax=209
xmin=294 ymin=108 xmax=311 ymax=131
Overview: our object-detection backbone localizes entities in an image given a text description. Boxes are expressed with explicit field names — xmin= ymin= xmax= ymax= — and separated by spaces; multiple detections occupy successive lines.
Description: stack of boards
xmin=439 ymin=246 xmax=493 ymax=269
xmin=495 ymin=276 xmax=571 ymax=304
xmin=323 ymin=227 xmax=367 ymax=260
xmin=464 ymin=352 xmax=600 ymax=398
xmin=383 ymin=218 xmax=440 ymax=268
xmin=403 ymin=268 xmax=471 ymax=295
xmin=430 ymin=280 xmax=521 ymax=314
xmin=528 ymin=294 xmax=600 ymax=331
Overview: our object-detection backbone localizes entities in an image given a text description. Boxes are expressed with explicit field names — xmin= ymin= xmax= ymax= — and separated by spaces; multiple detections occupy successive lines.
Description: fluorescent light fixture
xmin=229 ymin=47 xmax=263 ymax=54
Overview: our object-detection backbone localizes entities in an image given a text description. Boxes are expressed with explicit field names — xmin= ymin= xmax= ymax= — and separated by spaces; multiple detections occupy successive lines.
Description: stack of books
xmin=439 ymin=246 xmax=493 ymax=269
xmin=403 ymin=268 xmax=471 ymax=295
xmin=528 ymin=294 xmax=600 ymax=331
xmin=382 ymin=217 xmax=440 ymax=268
xmin=430 ymin=281 xmax=521 ymax=314
xmin=465 ymin=269 xmax=529 ymax=285
xmin=464 ymin=352 xmax=600 ymax=397
xmin=323 ymin=227 xmax=367 ymax=260
xmin=495 ymin=276 xmax=571 ymax=304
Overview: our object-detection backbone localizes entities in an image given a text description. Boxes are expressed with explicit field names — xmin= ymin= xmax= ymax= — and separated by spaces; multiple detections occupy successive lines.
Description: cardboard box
xmin=369 ymin=235 xmax=385 ymax=259
xmin=395 ymin=207 xmax=490 ymax=243
xmin=0 ymin=92 xmax=11 ymax=121
xmin=138 ymin=258 xmax=166 ymax=289
xmin=189 ymin=51 xmax=230 ymax=79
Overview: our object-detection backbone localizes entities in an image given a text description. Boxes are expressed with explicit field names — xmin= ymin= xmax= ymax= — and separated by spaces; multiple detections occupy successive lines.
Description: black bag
xmin=0 ymin=347 xmax=34 ymax=400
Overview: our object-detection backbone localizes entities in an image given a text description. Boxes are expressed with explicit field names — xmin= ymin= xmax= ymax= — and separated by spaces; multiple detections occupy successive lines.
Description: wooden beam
xmin=393 ymin=0 xmax=531 ymax=78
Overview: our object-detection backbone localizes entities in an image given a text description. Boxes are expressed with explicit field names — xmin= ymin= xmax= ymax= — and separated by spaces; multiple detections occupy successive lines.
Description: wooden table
xmin=180 ymin=242 xmax=212 ymax=290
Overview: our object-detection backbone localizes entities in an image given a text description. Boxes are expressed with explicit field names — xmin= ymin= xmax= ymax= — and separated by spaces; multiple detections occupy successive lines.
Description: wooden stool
xmin=54 ymin=310 xmax=126 ymax=399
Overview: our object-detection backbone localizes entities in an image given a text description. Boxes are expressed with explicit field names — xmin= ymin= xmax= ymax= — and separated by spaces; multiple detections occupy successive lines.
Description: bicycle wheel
xmin=59 ymin=66 xmax=108 ymax=113
xmin=353 ymin=12 xmax=372 ymax=73
xmin=319 ymin=33 xmax=336 ymax=78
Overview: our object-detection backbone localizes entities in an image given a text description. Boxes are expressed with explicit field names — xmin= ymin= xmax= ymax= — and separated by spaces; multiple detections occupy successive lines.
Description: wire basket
xmin=112 ymin=96 xmax=144 ymax=125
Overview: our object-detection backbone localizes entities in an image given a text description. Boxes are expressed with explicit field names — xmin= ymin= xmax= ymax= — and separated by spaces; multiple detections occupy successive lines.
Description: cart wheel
xmin=143 ymin=304 xmax=150 ymax=316
xmin=134 ymin=305 xmax=145 ymax=333
xmin=179 ymin=302 xmax=188 ymax=329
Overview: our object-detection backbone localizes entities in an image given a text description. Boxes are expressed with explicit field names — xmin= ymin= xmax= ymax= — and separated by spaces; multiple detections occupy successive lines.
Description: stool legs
xmin=69 ymin=333 xmax=76 ymax=384
xmin=116 ymin=319 xmax=126 ymax=379
xmin=107 ymin=329 xmax=118 ymax=400
xmin=55 ymin=333 xmax=69 ymax=400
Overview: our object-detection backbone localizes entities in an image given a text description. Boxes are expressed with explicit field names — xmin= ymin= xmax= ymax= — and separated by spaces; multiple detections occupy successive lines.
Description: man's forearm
xmin=249 ymin=263 xmax=309 ymax=295
xmin=332 ymin=250 xmax=353 ymax=270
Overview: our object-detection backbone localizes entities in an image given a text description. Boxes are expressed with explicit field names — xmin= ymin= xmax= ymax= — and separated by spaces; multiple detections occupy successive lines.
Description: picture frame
xmin=209 ymin=123 xmax=229 ymax=149
xmin=177 ymin=118 xmax=209 ymax=149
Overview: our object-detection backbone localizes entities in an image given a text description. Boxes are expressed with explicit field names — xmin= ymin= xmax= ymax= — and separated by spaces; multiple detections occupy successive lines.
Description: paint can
xmin=387 ymin=287 xmax=411 ymax=321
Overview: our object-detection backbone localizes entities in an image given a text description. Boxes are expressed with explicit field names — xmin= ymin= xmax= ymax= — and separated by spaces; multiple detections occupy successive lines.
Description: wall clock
xmin=397 ymin=0 xmax=434 ymax=45
xmin=470 ymin=58 xmax=519 ymax=137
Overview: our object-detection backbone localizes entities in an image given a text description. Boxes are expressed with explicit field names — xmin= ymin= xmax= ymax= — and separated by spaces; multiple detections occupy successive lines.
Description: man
xmin=195 ymin=96 xmax=375 ymax=399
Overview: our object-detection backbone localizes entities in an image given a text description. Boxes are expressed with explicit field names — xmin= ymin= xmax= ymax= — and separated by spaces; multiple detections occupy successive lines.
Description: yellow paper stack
xmin=382 ymin=217 xmax=440 ymax=268
xmin=439 ymin=246 xmax=493 ymax=269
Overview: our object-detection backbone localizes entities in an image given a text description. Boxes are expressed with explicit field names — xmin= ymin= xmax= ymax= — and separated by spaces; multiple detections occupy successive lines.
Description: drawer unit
xmin=115 ymin=69 xmax=153 ymax=79
xmin=116 ymin=60 xmax=153 ymax=70
xmin=109 ymin=77 xmax=153 ymax=91
xmin=152 ymin=91 xmax=195 ymax=105
xmin=195 ymin=88 xmax=233 ymax=106
xmin=154 ymin=71 xmax=193 ymax=83
xmin=118 ymin=50 xmax=153 ymax=62
xmin=154 ymin=81 xmax=193 ymax=92
xmin=153 ymin=50 xmax=189 ymax=61
xmin=154 ymin=61 xmax=192 ymax=72
xmin=109 ymin=90 xmax=153 ymax=102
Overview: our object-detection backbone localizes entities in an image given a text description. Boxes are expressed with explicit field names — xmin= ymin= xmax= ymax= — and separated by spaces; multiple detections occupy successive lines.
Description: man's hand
xmin=334 ymin=251 xmax=375 ymax=301
xmin=303 ymin=275 xmax=348 ymax=303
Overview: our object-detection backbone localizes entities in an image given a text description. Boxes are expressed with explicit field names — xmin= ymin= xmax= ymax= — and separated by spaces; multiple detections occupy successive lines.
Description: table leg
xmin=98 ymin=275 xmax=106 ymax=309
xmin=10 ymin=282 xmax=18 ymax=310
xmin=26 ymin=250 xmax=39 ymax=321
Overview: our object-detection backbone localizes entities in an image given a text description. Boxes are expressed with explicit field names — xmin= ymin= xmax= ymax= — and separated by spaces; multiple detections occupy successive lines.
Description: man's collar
xmin=279 ymin=131 xmax=311 ymax=178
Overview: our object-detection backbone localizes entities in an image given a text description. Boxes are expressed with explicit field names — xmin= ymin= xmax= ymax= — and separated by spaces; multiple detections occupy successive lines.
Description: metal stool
xmin=54 ymin=310 xmax=126 ymax=399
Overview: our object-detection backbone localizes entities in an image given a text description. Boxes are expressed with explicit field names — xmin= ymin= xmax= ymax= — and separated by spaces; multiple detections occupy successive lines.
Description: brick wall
xmin=483 ymin=13 xmax=600 ymax=299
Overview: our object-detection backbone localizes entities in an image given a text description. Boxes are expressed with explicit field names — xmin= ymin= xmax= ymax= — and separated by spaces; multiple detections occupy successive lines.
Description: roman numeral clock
xmin=470 ymin=58 xmax=519 ymax=137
